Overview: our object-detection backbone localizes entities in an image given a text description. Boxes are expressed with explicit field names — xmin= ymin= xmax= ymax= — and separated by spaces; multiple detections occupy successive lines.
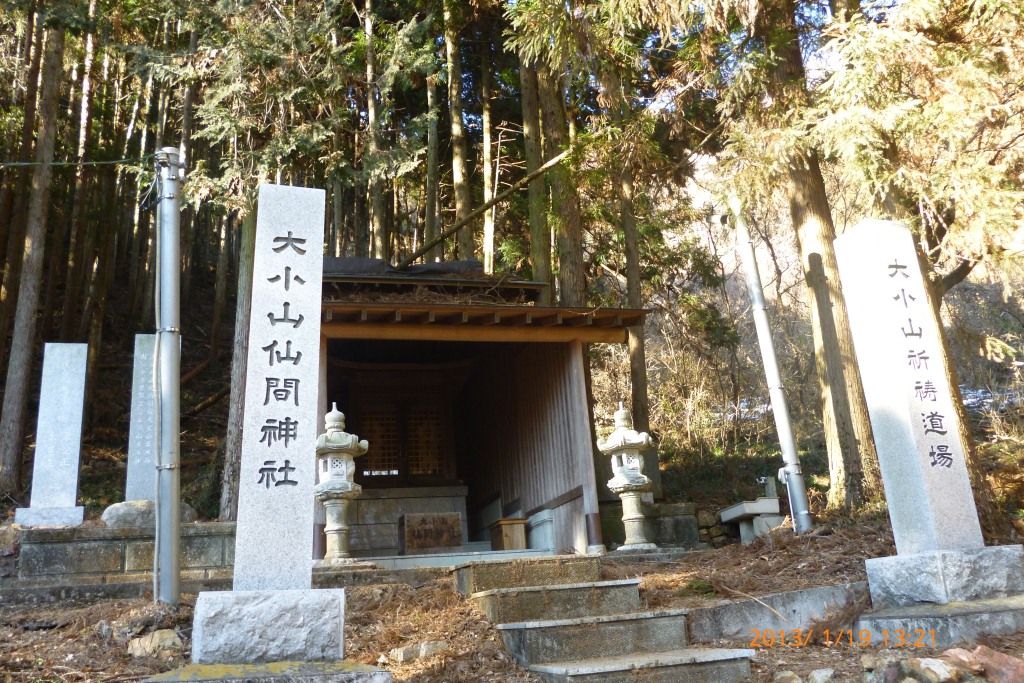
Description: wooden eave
xmin=320 ymin=303 xmax=646 ymax=343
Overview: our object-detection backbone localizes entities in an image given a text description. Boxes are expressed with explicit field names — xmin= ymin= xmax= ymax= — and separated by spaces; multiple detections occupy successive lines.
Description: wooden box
xmin=490 ymin=518 xmax=527 ymax=550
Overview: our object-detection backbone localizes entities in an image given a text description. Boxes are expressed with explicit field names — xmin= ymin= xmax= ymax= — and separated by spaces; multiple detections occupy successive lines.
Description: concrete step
xmin=454 ymin=556 xmax=601 ymax=596
xmin=471 ymin=579 xmax=642 ymax=623
xmin=528 ymin=648 xmax=754 ymax=683
xmin=497 ymin=609 xmax=689 ymax=665
xmin=856 ymin=593 xmax=1024 ymax=649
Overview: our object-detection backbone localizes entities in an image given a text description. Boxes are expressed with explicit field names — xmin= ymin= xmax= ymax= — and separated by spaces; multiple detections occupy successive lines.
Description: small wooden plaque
xmin=399 ymin=512 xmax=462 ymax=554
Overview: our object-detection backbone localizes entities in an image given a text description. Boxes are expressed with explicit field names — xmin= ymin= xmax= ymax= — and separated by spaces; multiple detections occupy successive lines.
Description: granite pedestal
xmin=865 ymin=545 xmax=1024 ymax=608
xmin=192 ymin=589 xmax=346 ymax=664
xmin=148 ymin=661 xmax=391 ymax=682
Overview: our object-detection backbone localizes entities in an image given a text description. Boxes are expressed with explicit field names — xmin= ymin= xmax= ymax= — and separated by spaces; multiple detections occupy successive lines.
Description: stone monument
xmin=125 ymin=334 xmax=157 ymax=502
xmin=15 ymin=343 xmax=88 ymax=527
xmin=837 ymin=219 xmax=1024 ymax=645
xmin=598 ymin=403 xmax=656 ymax=551
xmin=191 ymin=184 xmax=349 ymax=667
xmin=99 ymin=334 xmax=201 ymax=530
xmin=314 ymin=403 xmax=368 ymax=561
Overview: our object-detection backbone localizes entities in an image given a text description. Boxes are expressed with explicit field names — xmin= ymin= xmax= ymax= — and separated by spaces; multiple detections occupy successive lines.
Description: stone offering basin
xmin=718 ymin=497 xmax=780 ymax=523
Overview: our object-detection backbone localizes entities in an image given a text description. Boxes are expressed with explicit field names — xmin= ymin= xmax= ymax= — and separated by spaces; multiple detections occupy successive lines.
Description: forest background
xmin=0 ymin=0 xmax=1021 ymax=532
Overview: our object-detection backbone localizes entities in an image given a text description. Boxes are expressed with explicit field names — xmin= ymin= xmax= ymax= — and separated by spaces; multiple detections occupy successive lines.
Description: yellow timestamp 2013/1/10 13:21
xmin=748 ymin=628 xmax=937 ymax=649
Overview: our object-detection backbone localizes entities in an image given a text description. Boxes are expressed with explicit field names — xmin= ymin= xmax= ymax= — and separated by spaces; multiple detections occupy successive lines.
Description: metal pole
xmin=154 ymin=147 xmax=182 ymax=605
xmin=727 ymin=195 xmax=814 ymax=534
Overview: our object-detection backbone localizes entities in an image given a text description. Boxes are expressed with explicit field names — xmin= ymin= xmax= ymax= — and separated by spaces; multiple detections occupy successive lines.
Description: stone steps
xmin=497 ymin=609 xmax=691 ymax=664
xmin=470 ymin=579 xmax=641 ymax=623
xmin=453 ymin=554 xmax=754 ymax=682
xmin=454 ymin=556 xmax=600 ymax=596
xmin=527 ymin=648 xmax=753 ymax=683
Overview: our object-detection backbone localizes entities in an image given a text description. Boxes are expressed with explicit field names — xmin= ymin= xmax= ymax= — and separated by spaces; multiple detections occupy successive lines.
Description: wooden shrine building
xmin=315 ymin=258 xmax=646 ymax=557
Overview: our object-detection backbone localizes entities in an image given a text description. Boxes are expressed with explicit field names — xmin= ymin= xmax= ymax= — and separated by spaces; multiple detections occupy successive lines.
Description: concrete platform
xmin=352 ymin=547 xmax=553 ymax=570
xmin=856 ymin=593 xmax=1024 ymax=648
xmin=471 ymin=579 xmax=641 ymax=623
xmin=146 ymin=661 xmax=391 ymax=682
xmin=528 ymin=648 xmax=753 ymax=683
xmin=687 ymin=581 xmax=868 ymax=642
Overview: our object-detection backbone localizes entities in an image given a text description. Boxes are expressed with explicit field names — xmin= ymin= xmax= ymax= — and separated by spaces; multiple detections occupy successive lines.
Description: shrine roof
xmin=323 ymin=256 xmax=544 ymax=304
xmin=320 ymin=302 xmax=645 ymax=344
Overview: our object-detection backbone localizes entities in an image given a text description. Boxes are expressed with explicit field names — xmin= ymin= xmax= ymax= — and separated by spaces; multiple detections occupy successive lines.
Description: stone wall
xmin=349 ymin=486 xmax=469 ymax=557
xmin=599 ymin=501 xmax=700 ymax=549
xmin=17 ymin=522 xmax=235 ymax=581
xmin=696 ymin=508 xmax=739 ymax=547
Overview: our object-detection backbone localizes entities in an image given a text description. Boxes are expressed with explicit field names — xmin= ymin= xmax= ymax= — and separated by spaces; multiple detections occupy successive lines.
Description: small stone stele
xmin=125 ymin=334 xmax=157 ymax=502
xmin=14 ymin=343 xmax=88 ymax=528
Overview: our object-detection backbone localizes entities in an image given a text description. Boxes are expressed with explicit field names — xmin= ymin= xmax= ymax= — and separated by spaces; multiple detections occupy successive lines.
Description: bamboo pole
xmin=396 ymin=149 xmax=568 ymax=270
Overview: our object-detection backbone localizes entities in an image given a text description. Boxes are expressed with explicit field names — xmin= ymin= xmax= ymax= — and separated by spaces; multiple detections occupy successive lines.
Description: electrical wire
xmin=0 ymin=154 xmax=153 ymax=169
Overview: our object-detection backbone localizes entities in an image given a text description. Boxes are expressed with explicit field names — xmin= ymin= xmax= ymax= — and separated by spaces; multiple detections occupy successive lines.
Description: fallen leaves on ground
xmin=345 ymin=579 xmax=539 ymax=682
xmin=604 ymin=517 xmax=896 ymax=610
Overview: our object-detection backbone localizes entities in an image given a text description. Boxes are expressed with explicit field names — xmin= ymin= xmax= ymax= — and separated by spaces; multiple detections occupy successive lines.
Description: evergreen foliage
xmin=0 ymin=0 xmax=1018 ymax=520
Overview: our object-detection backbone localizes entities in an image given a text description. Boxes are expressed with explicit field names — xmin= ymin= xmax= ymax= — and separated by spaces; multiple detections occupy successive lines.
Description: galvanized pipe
xmin=154 ymin=147 xmax=182 ymax=605
xmin=728 ymin=195 xmax=814 ymax=534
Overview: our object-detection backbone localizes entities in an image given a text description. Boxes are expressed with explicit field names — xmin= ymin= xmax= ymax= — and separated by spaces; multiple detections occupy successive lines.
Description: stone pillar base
xmin=15 ymin=506 xmax=84 ymax=527
xmin=615 ymin=542 xmax=658 ymax=552
xmin=146 ymin=661 xmax=392 ymax=682
xmin=192 ymin=589 xmax=345 ymax=664
xmin=866 ymin=545 xmax=1024 ymax=608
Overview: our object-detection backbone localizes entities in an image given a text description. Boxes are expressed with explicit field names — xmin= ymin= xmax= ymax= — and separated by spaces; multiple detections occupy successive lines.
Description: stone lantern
xmin=314 ymin=403 xmax=368 ymax=561
xmin=598 ymin=402 xmax=657 ymax=551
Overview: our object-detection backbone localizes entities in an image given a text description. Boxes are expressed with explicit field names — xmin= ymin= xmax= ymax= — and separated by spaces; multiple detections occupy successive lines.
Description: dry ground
xmin=3 ymin=519 xmax=1024 ymax=682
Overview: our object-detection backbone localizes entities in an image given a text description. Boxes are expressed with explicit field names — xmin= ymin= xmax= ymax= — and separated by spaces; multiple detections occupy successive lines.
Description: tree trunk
xmin=365 ymin=0 xmax=387 ymax=262
xmin=519 ymin=60 xmax=550 ymax=303
xmin=0 ymin=2 xmax=39 ymax=265
xmin=128 ymin=74 xmax=154 ymax=299
xmin=536 ymin=67 xmax=585 ymax=306
xmin=481 ymin=46 xmax=495 ymax=273
xmin=210 ymin=214 xmax=230 ymax=358
xmin=602 ymin=66 xmax=651 ymax=434
xmin=767 ymin=0 xmax=882 ymax=508
xmin=0 ymin=26 xmax=65 ymax=494
xmin=55 ymin=0 xmax=98 ymax=340
xmin=83 ymin=202 xmax=117 ymax=418
xmin=219 ymin=206 xmax=256 ymax=520
xmin=424 ymin=73 xmax=440 ymax=262
xmin=0 ymin=12 xmax=44 ymax=369
xmin=620 ymin=170 xmax=650 ymax=433
xmin=331 ymin=176 xmax=343 ymax=257
xmin=179 ymin=28 xmax=199 ymax=305
xmin=444 ymin=0 xmax=474 ymax=260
